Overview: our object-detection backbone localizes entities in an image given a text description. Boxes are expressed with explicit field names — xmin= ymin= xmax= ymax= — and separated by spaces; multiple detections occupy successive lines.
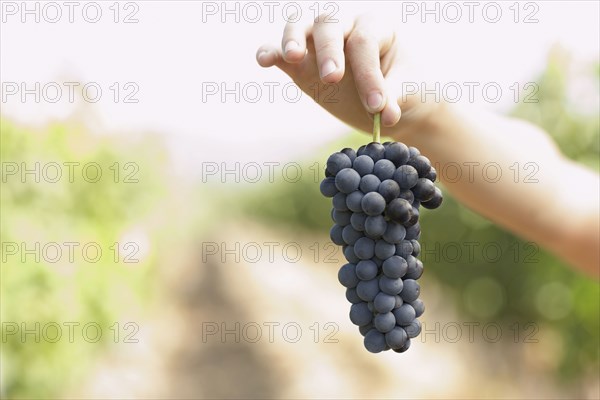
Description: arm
xmin=257 ymin=15 xmax=600 ymax=275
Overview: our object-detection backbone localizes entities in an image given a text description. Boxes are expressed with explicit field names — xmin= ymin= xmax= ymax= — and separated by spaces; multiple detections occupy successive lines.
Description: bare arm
xmin=257 ymin=14 xmax=600 ymax=275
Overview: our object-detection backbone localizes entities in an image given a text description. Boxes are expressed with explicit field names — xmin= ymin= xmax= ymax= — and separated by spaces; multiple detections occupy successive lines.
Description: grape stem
xmin=373 ymin=113 xmax=381 ymax=143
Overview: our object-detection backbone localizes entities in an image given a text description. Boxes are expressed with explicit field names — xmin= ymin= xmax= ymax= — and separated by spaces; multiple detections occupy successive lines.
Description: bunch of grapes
xmin=320 ymin=138 xmax=442 ymax=353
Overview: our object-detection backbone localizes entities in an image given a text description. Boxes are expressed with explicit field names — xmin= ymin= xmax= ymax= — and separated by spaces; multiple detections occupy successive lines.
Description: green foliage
xmin=0 ymin=119 xmax=168 ymax=398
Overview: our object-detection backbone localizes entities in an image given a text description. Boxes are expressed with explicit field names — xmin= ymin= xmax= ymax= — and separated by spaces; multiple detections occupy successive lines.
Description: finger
xmin=281 ymin=18 xmax=310 ymax=63
xmin=312 ymin=13 xmax=346 ymax=83
xmin=381 ymin=92 xmax=401 ymax=127
xmin=346 ymin=17 xmax=393 ymax=114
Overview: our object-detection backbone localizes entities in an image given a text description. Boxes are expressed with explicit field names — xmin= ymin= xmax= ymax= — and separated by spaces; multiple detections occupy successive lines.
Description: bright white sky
xmin=1 ymin=1 xmax=599 ymax=175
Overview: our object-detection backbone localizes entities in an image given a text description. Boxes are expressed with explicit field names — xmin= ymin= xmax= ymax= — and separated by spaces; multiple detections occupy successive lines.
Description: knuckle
xmin=346 ymin=30 xmax=377 ymax=51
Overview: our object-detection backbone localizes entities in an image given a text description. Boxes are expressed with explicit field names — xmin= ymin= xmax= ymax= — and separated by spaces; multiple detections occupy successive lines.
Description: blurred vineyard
xmin=1 ymin=51 xmax=598 ymax=398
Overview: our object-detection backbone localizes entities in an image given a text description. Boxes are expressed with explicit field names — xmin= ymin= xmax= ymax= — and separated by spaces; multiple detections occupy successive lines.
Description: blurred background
xmin=1 ymin=1 xmax=598 ymax=399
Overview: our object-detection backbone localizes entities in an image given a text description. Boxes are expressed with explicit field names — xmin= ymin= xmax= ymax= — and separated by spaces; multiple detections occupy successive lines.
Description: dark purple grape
xmin=393 ymin=304 xmax=416 ymax=325
xmin=338 ymin=263 xmax=359 ymax=288
xmin=346 ymin=190 xmax=365 ymax=213
xmin=401 ymin=279 xmax=420 ymax=302
xmin=356 ymin=260 xmax=378 ymax=281
xmin=385 ymin=326 xmax=408 ymax=349
xmin=330 ymin=224 xmax=344 ymax=246
xmin=373 ymin=159 xmax=396 ymax=181
xmin=383 ymin=221 xmax=406 ymax=243
xmin=375 ymin=239 xmax=396 ymax=259
xmin=332 ymin=192 xmax=348 ymax=211
xmin=353 ymin=155 xmax=374 ymax=176
xmin=343 ymin=245 xmax=360 ymax=264
xmin=364 ymin=142 xmax=385 ymax=162
xmin=365 ymin=215 xmax=387 ymax=238
xmin=350 ymin=302 xmax=373 ymax=326
xmin=342 ymin=225 xmax=363 ymax=245
xmin=405 ymin=206 xmax=419 ymax=227
xmin=340 ymin=148 xmax=357 ymax=163
xmin=408 ymin=147 xmax=420 ymax=158
xmin=405 ymin=257 xmax=423 ymax=280
xmin=393 ymin=337 xmax=411 ymax=353
xmin=374 ymin=292 xmax=396 ymax=313
xmin=359 ymin=174 xmax=381 ymax=193
xmin=354 ymin=237 xmax=375 ymax=260
xmin=426 ymin=167 xmax=437 ymax=182
xmin=393 ymin=165 xmax=419 ymax=189
xmin=335 ymin=168 xmax=361 ymax=194
xmin=395 ymin=240 xmax=413 ymax=258
xmin=320 ymin=177 xmax=338 ymax=197
xmin=345 ymin=288 xmax=362 ymax=304
xmin=378 ymin=179 xmax=400 ymax=202
xmin=404 ymin=319 xmax=422 ymax=338
xmin=374 ymin=312 xmax=396 ymax=333
xmin=385 ymin=142 xmax=410 ymax=166
xmin=356 ymin=278 xmax=380 ymax=301
xmin=421 ymin=186 xmax=443 ymax=209
xmin=350 ymin=212 xmax=367 ymax=232
xmin=406 ymin=222 xmax=421 ymax=240
xmin=357 ymin=144 xmax=367 ymax=156
xmin=327 ymin=152 xmax=352 ymax=175
xmin=332 ymin=210 xmax=352 ymax=226
xmin=359 ymin=323 xmax=374 ymax=336
xmin=364 ymin=329 xmax=387 ymax=353
xmin=411 ymin=299 xmax=425 ymax=318
xmin=398 ymin=189 xmax=415 ymax=204
xmin=411 ymin=178 xmax=435 ymax=202
xmin=386 ymin=198 xmax=412 ymax=224
xmin=379 ymin=276 xmax=404 ymax=295
xmin=407 ymin=155 xmax=432 ymax=178
xmin=361 ymin=192 xmax=386 ymax=216
xmin=382 ymin=255 xmax=408 ymax=278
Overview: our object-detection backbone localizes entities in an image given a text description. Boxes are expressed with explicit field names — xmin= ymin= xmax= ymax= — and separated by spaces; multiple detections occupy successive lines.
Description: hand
xmin=256 ymin=14 xmax=438 ymax=139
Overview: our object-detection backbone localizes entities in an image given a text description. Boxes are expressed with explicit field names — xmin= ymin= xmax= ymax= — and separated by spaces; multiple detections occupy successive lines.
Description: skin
xmin=256 ymin=14 xmax=599 ymax=277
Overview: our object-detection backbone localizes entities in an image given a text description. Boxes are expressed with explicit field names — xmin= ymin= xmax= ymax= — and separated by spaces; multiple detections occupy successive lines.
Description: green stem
xmin=373 ymin=113 xmax=381 ymax=143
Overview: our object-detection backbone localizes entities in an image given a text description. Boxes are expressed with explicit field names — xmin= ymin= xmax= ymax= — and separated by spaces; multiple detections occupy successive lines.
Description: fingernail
xmin=257 ymin=50 xmax=269 ymax=62
xmin=367 ymin=92 xmax=383 ymax=110
xmin=284 ymin=40 xmax=299 ymax=54
xmin=320 ymin=59 xmax=337 ymax=78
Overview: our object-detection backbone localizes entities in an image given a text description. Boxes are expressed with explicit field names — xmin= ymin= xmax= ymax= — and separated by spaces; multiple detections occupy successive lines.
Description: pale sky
xmin=1 ymin=1 xmax=599 ymax=175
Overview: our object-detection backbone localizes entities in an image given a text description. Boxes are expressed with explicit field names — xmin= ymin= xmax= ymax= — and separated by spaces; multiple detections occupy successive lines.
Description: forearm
xmin=392 ymin=102 xmax=599 ymax=275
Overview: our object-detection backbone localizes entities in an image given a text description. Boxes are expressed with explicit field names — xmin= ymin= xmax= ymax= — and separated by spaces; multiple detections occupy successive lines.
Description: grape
xmin=407 ymin=155 xmax=432 ymax=178
xmin=346 ymin=191 xmax=365 ymax=213
xmin=383 ymin=221 xmax=406 ymax=243
xmin=426 ymin=167 xmax=437 ymax=182
xmin=356 ymin=260 xmax=378 ymax=281
xmin=329 ymin=224 xmax=345 ymax=246
xmin=410 ymin=239 xmax=421 ymax=257
xmin=411 ymin=178 xmax=435 ymax=202
xmin=353 ymin=155 xmax=374 ymax=176
xmin=332 ymin=192 xmax=348 ymax=211
xmin=408 ymin=146 xmax=420 ymax=158
xmin=358 ymin=324 xmax=374 ymax=337
xmin=356 ymin=278 xmax=380 ymax=301
xmin=411 ymin=299 xmax=425 ymax=318
xmin=365 ymin=215 xmax=387 ymax=238
xmin=375 ymin=239 xmax=396 ymax=259
xmin=395 ymin=295 xmax=404 ymax=308
xmin=338 ymin=263 xmax=359 ymax=288
xmin=350 ymin=212 xmax=367 ymax=232
xmin=421 ymin=186 xmax=443 ymax=209
xmin=379 ymin=275 xmax=404 ymax=295
xmin=382 ymin=255 xmax=408 ymax=278
xmin=345 ymin=288 xmax=362 ymax=304
xmin=364 ymin=329 xmax=387 ymax=353
xmin=393 ymin=165 xmax=419 ymax=189
xmin=398 ymin=189 xmax=415 ymax=204
xmin=320 ymin=177 xmax=338 ymax=197
xmin=395 ymin=240 xmax=413 ymax=258
xmin=359 ymin=174 xmax=381 ymax=193
xmin=327 ymin=152 xmax=352 ymax=175
xmin=386 ymin=198 xmax=412 ymax=224
xmin=393 ymin=338 xmax=411 ymax=353
xmin=401 ymin=279 xmax=420 ymax=302
xmin=406 ymin=222 xmax=421 ymax=240
xmin=374 ymin=292 xmax=396 ymax=313
xmin=385 ymin=326 xmax=408 ymax=349
xmin=335 ymin=168 xmax=361 ymax=194
xmin=354 ymin=237 xmax=375 ymax=260
xmin=320 ymin=141 xmax=443 ymax=353
xmin=374 ymin=312 xmax=396 ymax=333
xmin=378 ymin=179 xmax=400 ymax=202
xmin=343 ymin=245 xmax=360 ymax=263
xmin=363 ymin=142 xmax=385 ymax=162
xmin=393 ymin=304 xmax=416 ymax=325
xmin=385 ymin=142 xmax=410 ymax=166
xmin=404 ymin=319 xmax=422 ymax=338
xmin=373 ymin=159 xmax=396 ymax=181
xmin=342 ymin=225 xmax=363 ymax=245
xmin=349 ymin=302 xmax=373 ymax=326
xmin=332 ymin=210 xmax=352 ymax=226
xmin=340 ymin=147 xmax=357 ymax=163
xmin=361 ymin=192 xmax=386 ymax=216
xmin=405 ymin=258 xmax=423 ymax=280
xmin=405 ymin=206 xmax=419 ymax=227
